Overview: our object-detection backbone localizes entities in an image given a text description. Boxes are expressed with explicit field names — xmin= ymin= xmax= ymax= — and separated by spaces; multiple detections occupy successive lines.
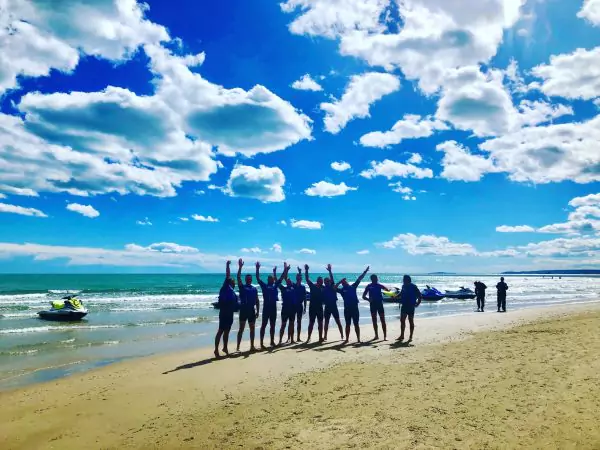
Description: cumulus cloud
xmin=321 ymin=72 xmax=400 ymax=134
xmin=291 ymin=219 xmax=323 ymax=230
xmin=224 ymin=165 xmax=286 ymax=203
xmin=66 ymin=203 xmax=100 ymax=218
xmin=517 ymin=236 xmax=600 ymax=258
xmin=331 ymin=161 xmax=351 ymax=172
xmin=296 ymin=248 xmax=317 ymax=254
xmin=191 ymin=215 xmax=219 ymax=223
xmin=407 ymin=153 xmax=423 ymax=164
xmin=378 ymin=233 xmax=477 ymax=256
xmin=531 ymin=47 xmax=600 ymax=100
xmin=271 ymin=243 xmax=283 ymax=253
xmin=291 ymin=74 xmax=323 ymax=91
xmin=0 ymin=202 xmax=47 ymax=218
xmin=360 ymin=159 xmax=433 ymax=180
xmin=0 ymin=0 xmax=168 ymax=95
xmin=436 ymin=141 xmax=498 ymax=182
xmin=125 ymin=242 xmax=199 ymax=254
xmin=241 ymin=247 xmax=263 ymax=253
xmin=136 ymin=217 xmax=152 ymax=226
xmin=388 ymin=182 xmax=412 ymax=194
xmin=304 ymin=181 xmax=357 ymax=197
xmin=282 ymin=0 xmax=526 ymax=93
xmin=360 ymin=115 xmax=448 ymax=148
xmin=578 ymin=0 xmax=600 ymax=26
xmin=496 ymin=225 xmax=535 ymax=233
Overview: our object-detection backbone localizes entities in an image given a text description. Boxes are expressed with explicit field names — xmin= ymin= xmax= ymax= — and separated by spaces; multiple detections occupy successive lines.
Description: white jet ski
xmin=38 ymin=296 xmax=88 ymax=321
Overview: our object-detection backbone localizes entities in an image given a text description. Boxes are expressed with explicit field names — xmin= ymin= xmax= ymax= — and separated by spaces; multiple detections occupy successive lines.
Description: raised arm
xmin=326 ymin=264 xmax=334 ymax=284
xmin=304 ymin=264 xmax=314 ymax=287
xmin=255 ymin=261 xmax=262 ymax=284
xmin=354 ymin=266 xmax=369 ymax=287
xmin=236 ymin=258 xmax=243 ymax=288
xmin=273 ymin=265 xmax=277 ymax=280
xmin=278 ymin=263 xmax=290 ymax=285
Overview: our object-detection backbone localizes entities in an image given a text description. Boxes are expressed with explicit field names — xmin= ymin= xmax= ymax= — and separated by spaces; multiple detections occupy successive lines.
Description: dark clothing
xmin=337 ymin=281 xmax=361 ymax=307
xmin=324 ymin=304 xmax=340 ymax=323
xmin=323 ymin=285 xmax=338 ymax=308
xmin=281 ymin=304 xmax=294 ymax=322
xmin=293 ymin=283 xmax=307 ymax=312
xmin=364 ymin=283 xmax=385 ymax=305
xmin=239 ymin=283 xmax=259 ymax=308
xmin=370 ymin=302 xmax=385 ymax=315
xmin=344 ymin=303 xmax=360 ymax=326
xmin=262 ymin=304 xmax=277 ymax=327
xmin=496 ymin=281 xmax=508 ymax=312
xmin=399 ymin=283 xmax=420 ymax=307
xmin=279 ymin=285 xmax=295 ymax=309
xmin=477 ymin=296 xmax=485 ymax=311
xmin=219 ymin=309 xmax=234 ymax=330
xmin=309 ymin=304 xmax=324 ymax=322
xmin=258 ymin=280 xmax=281 ymax=308
xmin=496 ymin=282 xmax=508 ymax=294
xmin=307 ymin=281 xmax=324 ymax=308
xmin=218 ymin=279 xmax=238 ymax=312
xmin=400 ymin=304 xmax=415 ymax=317
xmin=239 ymin=305 xmax=256 ymax=324
xmin=475 ymin=282 xmax=487 ymax=311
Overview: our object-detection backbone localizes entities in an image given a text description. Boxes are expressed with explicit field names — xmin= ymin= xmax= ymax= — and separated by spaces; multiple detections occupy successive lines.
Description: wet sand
xmin=1 ymin=302 xmax=599 ymax=449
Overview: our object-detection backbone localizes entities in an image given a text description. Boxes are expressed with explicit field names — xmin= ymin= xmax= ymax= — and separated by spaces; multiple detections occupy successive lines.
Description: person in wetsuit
xmin=496 ymin=277 xmax=508 ymax=312
xmin=323 ymin=264 xmax=344 ymax=341
xmin=304 ymin=264 xmax=324 ymax=343
xmin=362 ymin=274 xmax=389 ymax=340
xmin=336 ymin=266 xmax=369 ymax=344
xmin=475 ymin=281 xmax=487 ymax=312
xmin=257 ymin=262 xmax=286 ymax=349
xmin=278 ymin=271 xmax=296 ymax=345
xmin=214 ymin=260 xmax=238 ymax=358
xmin=236 ymin=258 xmax=260 ymax=352
xmin=294 ymin=268 xmax=308 ymax=342
xmin=398 ymin=275 xmax=422 ymax=342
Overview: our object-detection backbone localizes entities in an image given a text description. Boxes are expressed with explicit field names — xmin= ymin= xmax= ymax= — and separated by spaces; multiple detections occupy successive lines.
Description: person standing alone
xmin=475 ymin=281 xmax=487 ymax=312
xmin=496 ymin=277 xmax=508 ymax=312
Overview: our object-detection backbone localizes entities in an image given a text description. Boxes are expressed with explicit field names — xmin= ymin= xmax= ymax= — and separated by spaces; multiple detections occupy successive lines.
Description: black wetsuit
xmin=307 ymin=282 xmax=324 ymax=321
xmin=337 ymin=283 xmax=360 ymax=327
xmin=496 ymin=281 xmax=508 ymax=312
xmin=476 ymin=282 xmax=487 ymax=311
xmin=218 ymin=280 xmax=238 ymax=330
xmin=238 ymin=284 xmax=258 ymax=324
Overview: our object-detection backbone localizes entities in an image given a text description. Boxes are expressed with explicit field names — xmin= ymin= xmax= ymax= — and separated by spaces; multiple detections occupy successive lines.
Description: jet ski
xmin=383 ymin=288 xmax=401 ymax=303
xmin=38 ymin=296 xmax=88 ymax=321
xmin=211 ymin=301 xmax=240 ymax=312
xmin=421 ymin=286 xmax=445 ymax=301
xmin=444 ymin=287 xmax=476 ymax=300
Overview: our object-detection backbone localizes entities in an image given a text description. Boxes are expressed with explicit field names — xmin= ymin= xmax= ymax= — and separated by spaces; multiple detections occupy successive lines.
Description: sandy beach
xmin=2 ymin=301 xmax=600 ymax=449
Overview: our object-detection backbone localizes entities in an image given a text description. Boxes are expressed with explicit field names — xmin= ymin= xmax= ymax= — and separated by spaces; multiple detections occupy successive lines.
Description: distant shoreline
xmin=502 ymin=270 xmax=600 ymax=275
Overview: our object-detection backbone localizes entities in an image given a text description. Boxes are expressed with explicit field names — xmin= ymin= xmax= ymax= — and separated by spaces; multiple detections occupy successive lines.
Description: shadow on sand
xmin=163 ymin=351 xmax=248 ymax=374
xmin=389 ymin=339 xmax=414 ymax=349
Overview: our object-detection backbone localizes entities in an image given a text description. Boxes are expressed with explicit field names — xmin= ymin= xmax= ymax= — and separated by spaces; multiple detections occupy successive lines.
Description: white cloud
xmin=360 ymin=115 xmax=448 ymax=148
xmin=240 ymin=217 xmax=254 ymax=223
xmin=356 ymin=250 xmax=370 ymax=255
xmin=479 ymin=114 xmax=600 ymax=184
xmin=402 ymin=195 xmax=416 ymax=201
xmin=496 ymin=225 xmax=535 ymax=233
xmin=136 ymin=217 xmax=152 ymax=226
xmin=304 ymin=181 xmax=357 ymax=197
xmin=278 ymin=220 xmax=288 ymax=226
xmin=271 ymin=243 xmax=283 ymax=253
xmin=388 ymin=182 xmax=412 ymax=194
xmin=378 ymin=233 xmax=477 ymax=256
xmin=360 ymin=159 xmax=433 ymax=180
xmin=531 ymin=47 xmax=600 ymax=100
xmin=224 ymin=164 xmax=286 ymax=203
xmin=296 ymin=248 xmax=317 ymax=254
xmin=321 ymin=72 xmax=400 ymax=134
xmin=0 ymin=202 xmax=47 ymax=218
xmin=66 ymin=203 xmax=99 ymax=218
xmin=191 ymin=215 xmax=219 ymax=223
xmin=241 ymin=247 xmax=263 ymax=254
xmin=284 ymin=0 xmax=526 ymax=93
xmin=331 ymin=161 xmax=351 ymax=172
xmin=0 ymin=185 xmax=38 ymax=197
xmin=517 ymin=236 xmax=600 ymax=258
xmin=291 ymin=74 xmax=323 ymax=91
xmin=407 ymin=153 xmax=423 ymax=164
xmin=436 ymin=141 xmax=498 ymax=182
xmin=578 ymin=1 xmax=600 ymax=26
xmin=180 ymin=217 xmax=189 ymax=222
xmin=194 ymin=190 xmax=206 ymax=195
xmin=291 ymin=219 xmax=323 ymax=230
xmin=0 ymin=0 xmax=169 ymax=95
xmin=570 ymin=193 xmax=600 ymax=208
xmin=125 ymin=242 xmax=199 ymax=254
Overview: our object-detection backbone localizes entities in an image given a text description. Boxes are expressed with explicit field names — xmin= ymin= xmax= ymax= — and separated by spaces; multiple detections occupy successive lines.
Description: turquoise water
xmin=1 ymin=273 xmax=599 ymax=391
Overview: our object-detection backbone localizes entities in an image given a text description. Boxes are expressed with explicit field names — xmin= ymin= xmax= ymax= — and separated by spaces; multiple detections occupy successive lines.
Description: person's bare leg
xmin=318 ymin=317 xmax=324 ymax=342
xmin=335 ymin=315 xmax=343 ymax=340
xmin=324 ymin=313 xmax=330 ymax=341
xmin=214 ymin=328 xmax=223 ymax=357
xmin=260 ymin=319 xmax=267 ymax=349
xmin=249 ymin=324 xmax=256 ymax=351
xmin=270 ymin=321 xmax=276 ymax=347
xmin=296 ymin=314 xmax=302 ymax=342
xmin=408 ymin=315 xmax=415 ymax=341
xmin=289 ymin=320 xmax=295 ymax=343
xmin=344 ymin=320 xmax=351 ymax=343
xmin=278 ymin=321 xmax=286 ymax=345
xmin=354 ymin=318 xmax=361 ymax=343
xmin=237 ymin=320 xmax=246 ymax=352
xmin=306 ymin=317 xmax=315 ymax=343
xmin=379 ymin=310 xmax=387 ymax=341
xmin=371 ymin=311 xmax=379 ymax=340
xmin=222 ymin=329 xmax=230 ymax=354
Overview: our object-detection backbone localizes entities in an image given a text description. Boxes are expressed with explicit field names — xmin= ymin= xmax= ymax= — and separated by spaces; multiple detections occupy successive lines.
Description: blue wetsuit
xmin=293 ymin=283 xmax=307 ymax=320
xmin=307 ymin=281 xmax=324 ymax=322
xmin=259 ymin=280 xmax=281 ymax=327
xmin=279 ymin=285 xmax=295 ymax=321
xmin=238 ymin=283 xmax=258 ymax=323
xmin=337 ymin=281 xmax=361 ymax=326
xmin=364 ymin=283 xmax=386 ymax=315
xmin=218 ymin=279 xmax=238 ymax=329
xmin=400 ymin=283 xmax=420 ymax=317
xmin=323 ymin=285 xmax=341 ymax=322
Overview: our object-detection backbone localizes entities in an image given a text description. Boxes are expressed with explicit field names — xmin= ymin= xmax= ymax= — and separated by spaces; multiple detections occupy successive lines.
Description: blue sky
xmin=0 ymin=0 xmax=599 ymax=273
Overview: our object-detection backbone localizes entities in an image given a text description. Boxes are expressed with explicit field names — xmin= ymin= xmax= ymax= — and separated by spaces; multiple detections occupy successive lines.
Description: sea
xmin=1 ymin=273 xmax=599 ymax=391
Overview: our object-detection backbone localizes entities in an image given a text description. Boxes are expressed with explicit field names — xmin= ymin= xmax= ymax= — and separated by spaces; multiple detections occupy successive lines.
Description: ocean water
xmin=1 ymin=273 xmax=599 ymax=391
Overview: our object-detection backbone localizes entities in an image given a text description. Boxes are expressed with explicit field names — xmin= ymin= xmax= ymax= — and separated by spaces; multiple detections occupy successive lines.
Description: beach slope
xmin=1 ymin=305 xmax=599 ymax=449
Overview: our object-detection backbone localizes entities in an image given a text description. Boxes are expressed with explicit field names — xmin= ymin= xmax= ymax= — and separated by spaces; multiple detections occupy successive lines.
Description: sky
xmin=0 ymin=0 xmax=599 ymax=274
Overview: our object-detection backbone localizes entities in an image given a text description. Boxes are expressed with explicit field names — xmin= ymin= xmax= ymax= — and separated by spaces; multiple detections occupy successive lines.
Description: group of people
xmin=474 ymin=277 xmax=509 ymax=312
xmin=213 ymin=259 xmax=422 ymax=357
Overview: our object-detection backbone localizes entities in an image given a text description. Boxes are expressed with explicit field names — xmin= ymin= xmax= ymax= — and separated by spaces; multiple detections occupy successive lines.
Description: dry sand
xmin=1 ymin=302 xmax=599 ymax=449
